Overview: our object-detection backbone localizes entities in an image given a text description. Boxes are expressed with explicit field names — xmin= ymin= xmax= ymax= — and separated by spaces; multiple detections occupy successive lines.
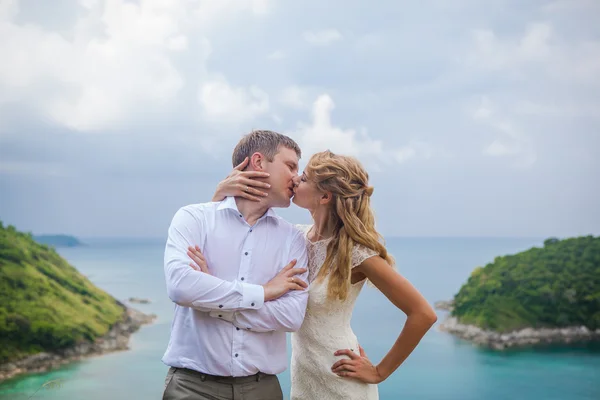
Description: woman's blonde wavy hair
xmin=304 ymin=150 xmax=395 ymax=301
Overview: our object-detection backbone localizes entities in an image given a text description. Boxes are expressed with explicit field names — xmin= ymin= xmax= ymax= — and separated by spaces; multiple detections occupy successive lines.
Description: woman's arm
xmin=187 ymin=236 xmax=310 ymax=332
xmin=332 ymin=256 xmax=437 ymax=383
xmin=212 ymin=157 xmax=271 ymax=202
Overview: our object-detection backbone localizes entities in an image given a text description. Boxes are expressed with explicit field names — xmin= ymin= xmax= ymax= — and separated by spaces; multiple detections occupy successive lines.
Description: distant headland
xmin=33 ymin=234 xmax=83 ymax=247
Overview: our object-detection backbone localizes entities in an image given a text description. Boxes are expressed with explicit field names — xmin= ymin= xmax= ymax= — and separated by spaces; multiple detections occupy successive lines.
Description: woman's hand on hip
xmin=331 ymin=345 xmax=384 ymax=384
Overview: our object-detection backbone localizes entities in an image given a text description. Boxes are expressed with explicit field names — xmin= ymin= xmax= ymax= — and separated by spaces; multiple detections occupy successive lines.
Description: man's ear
xmin=249 ymin=152 xmax=265 ymax=171
xmin=320 ymin=192 xmax=333 ymax=205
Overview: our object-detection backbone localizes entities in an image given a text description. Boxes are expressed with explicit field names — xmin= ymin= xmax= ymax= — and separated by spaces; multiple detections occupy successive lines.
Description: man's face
xmin=263 ymin=147 xmax=299 ymax=208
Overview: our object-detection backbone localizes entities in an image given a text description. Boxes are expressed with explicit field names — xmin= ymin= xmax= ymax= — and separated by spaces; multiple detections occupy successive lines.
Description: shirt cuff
xmin=240 ymin=283 xmax=264 ymax=310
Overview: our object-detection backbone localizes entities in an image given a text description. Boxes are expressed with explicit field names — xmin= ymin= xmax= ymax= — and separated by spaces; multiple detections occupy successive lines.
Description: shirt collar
xmin=217 ymin=196 xmax=279 ymax=223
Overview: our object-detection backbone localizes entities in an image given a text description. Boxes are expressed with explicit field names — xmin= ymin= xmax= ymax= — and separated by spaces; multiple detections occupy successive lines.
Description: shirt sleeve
xmin=210 ymin=228 xmax=309 ymax=332
xmin=164 ymin=206 xmax=265 ymax=312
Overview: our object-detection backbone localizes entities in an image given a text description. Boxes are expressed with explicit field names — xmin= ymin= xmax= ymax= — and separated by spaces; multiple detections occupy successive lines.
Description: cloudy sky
xmin=0 ymin=0 xmax=598 ymax=238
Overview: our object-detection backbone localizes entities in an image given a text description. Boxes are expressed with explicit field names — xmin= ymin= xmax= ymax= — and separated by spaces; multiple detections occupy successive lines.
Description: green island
xmin=33 ymin=234 xmax=83 ymax=248
xmin=0 ymin=222 xmax=155 ymax=381
xmin=439 ymin=236 xmax=600 ymax=349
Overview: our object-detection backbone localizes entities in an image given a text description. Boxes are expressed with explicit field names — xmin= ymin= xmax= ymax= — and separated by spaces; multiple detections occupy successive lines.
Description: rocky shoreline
xmin=438 ymin=316 xmax=600 ymax=350
xmin=0 ymin=307 xmax=156 ymax=382
xmin=435 ymin=301 xmax=600 ymax=350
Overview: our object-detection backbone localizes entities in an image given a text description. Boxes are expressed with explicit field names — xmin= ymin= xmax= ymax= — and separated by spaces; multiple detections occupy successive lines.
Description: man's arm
xmin=164 ymin=206 xmax=265 ymax=312
xmin=211 ymin=230 xmax=309 ymax=332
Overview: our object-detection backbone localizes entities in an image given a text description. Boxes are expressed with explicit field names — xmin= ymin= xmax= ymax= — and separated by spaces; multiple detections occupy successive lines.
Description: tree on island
xmin=450 ymin=235 xmax=600 ymax=333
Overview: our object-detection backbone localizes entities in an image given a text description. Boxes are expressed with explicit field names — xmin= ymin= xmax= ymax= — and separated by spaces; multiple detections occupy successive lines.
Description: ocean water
xmin=1 ymin=237 xmax=599 ymax=400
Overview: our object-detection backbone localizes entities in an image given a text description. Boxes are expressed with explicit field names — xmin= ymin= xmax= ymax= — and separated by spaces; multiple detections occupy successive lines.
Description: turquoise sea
xmin=1 ymin=237 xmax=599 ymax=399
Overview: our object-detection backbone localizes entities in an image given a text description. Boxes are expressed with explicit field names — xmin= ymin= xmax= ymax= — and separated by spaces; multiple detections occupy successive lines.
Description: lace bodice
xmin=291 ymin=224 xmax=379 ymax=400
xmin=301 ymin=226 xmax=378 ymax=337
xmin=305 ymin=234 xmax=378 ymax=283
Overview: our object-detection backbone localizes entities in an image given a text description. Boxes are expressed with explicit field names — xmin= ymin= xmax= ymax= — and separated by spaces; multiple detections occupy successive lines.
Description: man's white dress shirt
xmin=162 ymin=196 xmax=309 ymax=377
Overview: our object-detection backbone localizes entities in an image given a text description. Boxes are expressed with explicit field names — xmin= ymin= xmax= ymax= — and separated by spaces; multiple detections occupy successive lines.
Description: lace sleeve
xmin=351 ymin=244 xmax=379 ymax=268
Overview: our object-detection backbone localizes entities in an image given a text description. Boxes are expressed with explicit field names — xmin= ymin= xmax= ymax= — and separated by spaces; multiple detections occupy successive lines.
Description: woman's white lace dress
xmin=290 ymin=225 xmax=379 ymax=400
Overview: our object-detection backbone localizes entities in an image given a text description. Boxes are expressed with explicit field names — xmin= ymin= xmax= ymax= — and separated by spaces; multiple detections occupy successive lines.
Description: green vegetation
xmin=452 ymin=236 xmax=600 ymax=333
xmin=33 ymin=235 xmax=82 ymax=247
xmin=0 ymin=221 xmax=124 ymax=363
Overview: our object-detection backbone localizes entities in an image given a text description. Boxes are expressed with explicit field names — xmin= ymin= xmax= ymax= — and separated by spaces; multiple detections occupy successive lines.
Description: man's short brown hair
xmin=232 ymin=130 xmax=302 ymax=167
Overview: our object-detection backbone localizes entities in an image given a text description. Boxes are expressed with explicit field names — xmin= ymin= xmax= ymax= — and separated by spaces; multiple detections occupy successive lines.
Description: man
xmin=162 ymin=130 xmax=310 ymax=400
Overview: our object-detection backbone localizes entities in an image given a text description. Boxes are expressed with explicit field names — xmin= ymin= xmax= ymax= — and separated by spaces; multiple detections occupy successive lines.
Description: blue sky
xmin=0 ymin=0 xmax=598 ymax=238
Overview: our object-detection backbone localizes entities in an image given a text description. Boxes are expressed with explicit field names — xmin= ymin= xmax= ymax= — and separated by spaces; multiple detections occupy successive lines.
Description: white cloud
xmin=395 ymin=141 xmax=433 ymax=164
xmin=395 ymin=146 xmax=416 ymax=163
xmin=267 ymin=50 xmax=285 ymax=60
xmin=466 ymin=23 xmax=552 ymax=73
xmin=472 ymin=96 xmax=494 ymax=120
xmin=464 ymin=17 xmax=600 ymax=168
xmin=199 ymin=77 xmax=269 ymax=124
xmin=292 ymin=94 xmax=383 ymax=160
xmin=280 ymin=85 xmax=309 ymax=109
xmin=0 ymin=0 xmax=271 ymax=132
xmin=80 ymin=0 xmax=98 ymax=9
xmin=355 ymin=33 xmax=384 ymax=52
xmin=193 ymin=0 xmax=270 ymax=28
xmin=466 ymin=21 xmax=600 ymax=85
xmin=303 ymin=29 xmax=342 ymax=46
xmin=485 ymin=140 xmax=520 ymax=157
xmin=167 ymin=34 xmax=188 ymax=51
xmin=471 ymin=96 xmax=537 ymax=168
xmin=289 ymin=94 xmax=432 ymax=169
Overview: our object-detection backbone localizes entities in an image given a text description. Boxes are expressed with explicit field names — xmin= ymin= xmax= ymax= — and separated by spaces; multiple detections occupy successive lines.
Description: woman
xmin=188 ymin=150 xmax=437 ymax=399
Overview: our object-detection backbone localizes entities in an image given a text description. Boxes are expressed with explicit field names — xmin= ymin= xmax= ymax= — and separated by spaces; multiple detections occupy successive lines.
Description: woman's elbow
xmin=409 ymin=305 xmax=437 ymax=327
xmin=421 ymin=306 xmax=438 ymax=326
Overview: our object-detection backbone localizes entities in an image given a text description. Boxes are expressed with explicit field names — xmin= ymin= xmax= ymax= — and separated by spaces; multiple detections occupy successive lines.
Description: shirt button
xmin=218 ymin=315 xmax=222 ymax=318
xmin=236 ymin=327 xmax=240 ymax=331
xmin=251 ymin=302 xmax=255 ymax=306
xmin=241 ymin=277 xmax=244 ymax=281
xmin=249 ymin=229 xmax=253 ymax=232
xmin=239 ymin=214 xmax=242 ymax=218
xmin=244 ymin=252 xmax=248 ymax=256
xmin=218 ymin=305 xmax=223 ymax=308
xmin=235 ymin=353 xmax=239 ymax=357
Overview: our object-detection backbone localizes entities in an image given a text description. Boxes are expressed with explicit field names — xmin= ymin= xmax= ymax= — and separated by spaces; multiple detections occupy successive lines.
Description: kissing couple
xmin=161 ymin=130 xmax=437 ymax=399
